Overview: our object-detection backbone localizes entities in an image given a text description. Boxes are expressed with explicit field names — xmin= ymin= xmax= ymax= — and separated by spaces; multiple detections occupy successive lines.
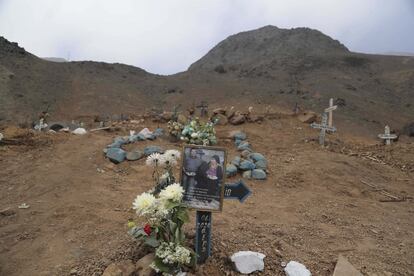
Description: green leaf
xmin=153 ymin=257 xmax=174 ymax=273
xmin=144 ymin=236 xmax=160 ymax=248
xmin=165 ymin=201 xmax=180 ymax=210
xmin=177 ymin=209 xmax=189 ymax=223
xmin=169 ymin=221 xmax=178 ymax=235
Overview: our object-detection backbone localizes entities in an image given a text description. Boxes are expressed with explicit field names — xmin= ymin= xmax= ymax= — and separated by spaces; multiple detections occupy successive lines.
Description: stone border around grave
xmin=225 ymin=131 xmax=268 ymax=180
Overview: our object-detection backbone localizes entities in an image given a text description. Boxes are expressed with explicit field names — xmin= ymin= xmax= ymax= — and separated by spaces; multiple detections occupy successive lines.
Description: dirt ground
xmin=0 ymin=116 xmax=413 ymax=276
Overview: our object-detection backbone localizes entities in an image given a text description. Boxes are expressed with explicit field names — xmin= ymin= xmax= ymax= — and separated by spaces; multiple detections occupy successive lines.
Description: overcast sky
xmin=1 ymin=0 xmax=413 ymax=75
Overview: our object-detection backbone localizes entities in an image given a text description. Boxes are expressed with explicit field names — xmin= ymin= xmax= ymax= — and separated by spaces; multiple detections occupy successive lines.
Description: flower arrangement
xmin=129 ymin=150 xmax=195 ymax=274
xmin=167 ymin=121 xmax=184 ymax=140
xmin=180 ymin=118 xmax=217 ymax=146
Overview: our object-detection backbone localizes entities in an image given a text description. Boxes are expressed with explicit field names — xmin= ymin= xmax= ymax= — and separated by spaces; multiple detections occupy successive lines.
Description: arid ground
xmin=1 ymin=113 xmax=413 ymax=276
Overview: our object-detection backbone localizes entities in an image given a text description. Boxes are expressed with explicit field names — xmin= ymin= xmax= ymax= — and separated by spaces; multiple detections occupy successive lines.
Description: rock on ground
xmin=242 ymin=170 xmax=252 ymax=179
xmin=239 ymin=160 xmax=256 ymax=170
xmin=230 ymin=131 xmax=247 ymax=141
xmin=250 ymin=152 xmax=266 ymax=162
xmin=230 ymin=114 xmax=246 ymax=125
xmin=106 ymin=148 xmax=127 ymax=164
xmin=333 ymin=255 xmax=362 ymax=276
xmin=255 ymin=159 xmax=268 ymax=170
xmin=252 ymin=169 xmax=266 ymax=180
xmin=212 ymin=114 xmax=228 ymax=125
xmin=284 ymin=261 xmax=312 ymax=276
xmin=231 ymin=156 xmax=241 ymax=167
xmin=102 ymin=260 xmax=135 ymax=276
xmin=126 ymin=150 xmax=143 ymax=161
xmin=72 ymin=128 xmax=87 ymax=135
xmin=135 ymin=253 xmax=156 ymax=276
xmin=144 ymin=146 xmax=164 ymax=156
xmin=226 ymin=164 xmax=238 ymax=177
xmin=231 ymin=251 xmax=265 ymax=274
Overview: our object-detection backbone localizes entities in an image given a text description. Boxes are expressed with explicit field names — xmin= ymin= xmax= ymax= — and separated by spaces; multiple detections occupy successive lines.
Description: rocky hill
xmin=0 ymin=26 xmax=413 ymax=133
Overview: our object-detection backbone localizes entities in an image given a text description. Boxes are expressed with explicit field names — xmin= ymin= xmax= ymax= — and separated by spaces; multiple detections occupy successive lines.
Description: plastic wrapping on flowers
xmin=180 ymin=118 xmax=217 ymax=146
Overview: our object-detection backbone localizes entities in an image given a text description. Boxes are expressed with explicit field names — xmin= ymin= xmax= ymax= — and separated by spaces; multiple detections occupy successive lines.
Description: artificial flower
xmin=159 ymin=183 xmax=184 ymax=202
xmin=146 ymin=153 xmax=162 ymax=167
xmin=132 ymin=192 xmax=157 ymax=215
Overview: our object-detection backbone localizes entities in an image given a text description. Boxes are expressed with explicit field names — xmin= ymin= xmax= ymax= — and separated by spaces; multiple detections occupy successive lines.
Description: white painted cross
xmin=310 ymin=113 xmax=336 ymax=145
xmin=34 ymin=118 xmax=47 ymax=131
xmin=324 ymin=98 xmax=338 ymax=128
xmin=378 ymin=125 xmax=397 ymax=145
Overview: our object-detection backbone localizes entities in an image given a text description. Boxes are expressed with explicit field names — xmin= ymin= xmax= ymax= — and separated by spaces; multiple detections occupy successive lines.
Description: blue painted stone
xmin=126 ymin=150 xmax=143 ymax=161
xmin=144 ymin=146 xmax=164 ymax=156
xmin=231 ymin=156 xmax=241 ymax=167
xmin=107 ymin=140 xmax=124 ymax=148
xmin=235 ymin=139 xmax=243 ymax=146
xmin=233 ymin=131 xmax=247 ymax=141
xmin=255 ymin=159 xmax=268 ymax=170
xmin=239 ymin=160 xmax=256 ymax=170
xmin=106 ymin=148 xmax=127 ymax=164
xmin=237 ymin=141 xmax=252 ymax=151
xmin=242 ymin=170 xmax=252 ymax=179
xmin=226 ymin=164 xmax=238 ymax=177
xmin=153 ymin=128 xmax=164 ymax=137
xmin=129 ymin=134 xmax=146 ymax=143
xmin=146 ymin=134 xmax=157 ymax=140
xmin=252 ymin=169 xmax=266 ymax=180
xmin=250 ymin=153 xmax=266 ymax=162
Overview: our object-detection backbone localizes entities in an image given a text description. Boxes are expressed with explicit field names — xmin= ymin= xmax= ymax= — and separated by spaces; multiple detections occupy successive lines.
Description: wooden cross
xmin=196 ymin=101 xmax=208 ymax=117
xmin=310 ymin=113 xmax=337 ymax=145
xmin=378 ymin=125 xmax=397 ymax=145
xmin=324 ymin=98 xmax=338 ymax=128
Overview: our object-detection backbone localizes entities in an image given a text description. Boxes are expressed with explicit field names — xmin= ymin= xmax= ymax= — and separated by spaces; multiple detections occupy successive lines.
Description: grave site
xmin=1 ymin=20 xmax=414 ymax=276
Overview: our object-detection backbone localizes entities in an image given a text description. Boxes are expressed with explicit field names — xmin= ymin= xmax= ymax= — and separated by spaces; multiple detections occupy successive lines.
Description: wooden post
xmin=195 ymin=211 xmax=212 ymax=264
xmin=324 ymin=98 xmax=337 ymax=128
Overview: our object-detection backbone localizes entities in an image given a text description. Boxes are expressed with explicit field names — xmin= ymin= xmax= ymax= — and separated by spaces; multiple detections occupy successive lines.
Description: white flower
xmin=146 ymin=153 xmax=162 ymax=167
xmin=132 ymin=192 xmax=157 ymax=215
xmin=155 ymin=242 xmax=192 ymax=265
xmin=159 ymin=183 xmax=184 ymax=202
xmin=191 ymin=132 xmax=198 ymax=138
xmin=164 ymin=149 xmax=181 ymax=161
xmin=161 ymin=155 xmax=177 ymax=167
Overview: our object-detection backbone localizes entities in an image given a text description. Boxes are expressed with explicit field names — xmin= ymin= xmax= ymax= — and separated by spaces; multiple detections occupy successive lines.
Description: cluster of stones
xmin=225 ymin=131 xmax=267 ymax=180
xmin=103 ymin=128 xmax=164 ymax=164
xmin=211 ymin=107 xmax=264 ymax=126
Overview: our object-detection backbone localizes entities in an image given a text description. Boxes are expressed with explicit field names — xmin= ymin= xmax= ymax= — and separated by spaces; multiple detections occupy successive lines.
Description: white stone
xmin=72 ymin=128 xmax=87 ymax=135
xmin=0 ymin=133 xmax=3 ymax=141
xmin=139 ymin=128 xmax=152 ymax=136
xmin=231 ymin=251 xmax=265 ymax=274
xmin=284 ymin=261 xmax=311 ymax=276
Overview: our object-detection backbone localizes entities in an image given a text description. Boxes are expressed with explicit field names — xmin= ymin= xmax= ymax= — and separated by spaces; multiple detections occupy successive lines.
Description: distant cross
xmin=293 ymin=103 xmax=300 ymax=114
xmin=310 ymin=113 xmax=336 ymax=145
xmin=378 ymin=125 xmax=397 ymax=145
xmin=196 ymin=101 xmax=208 ymax=117
xmin=324 ymin=98 xmax=338 ymax=128
xmin=35 ymin=118 xmax=47 ymax=131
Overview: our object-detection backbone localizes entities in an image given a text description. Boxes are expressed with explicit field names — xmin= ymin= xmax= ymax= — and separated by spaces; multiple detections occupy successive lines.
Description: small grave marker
xmin=324 ymin=98 xmax=338 ymax=128
xmin=194 ymin=180 xmax=251 ymax=264
xmin=196 ymin=101 xmax=208 ymax=117
xmin=195 ymin=211 xmax=212 ymax=264
xmin=310 ymin=113 xmax=336 ymax=145
xmin=378 ymin=125 xmax=397 ymax=145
